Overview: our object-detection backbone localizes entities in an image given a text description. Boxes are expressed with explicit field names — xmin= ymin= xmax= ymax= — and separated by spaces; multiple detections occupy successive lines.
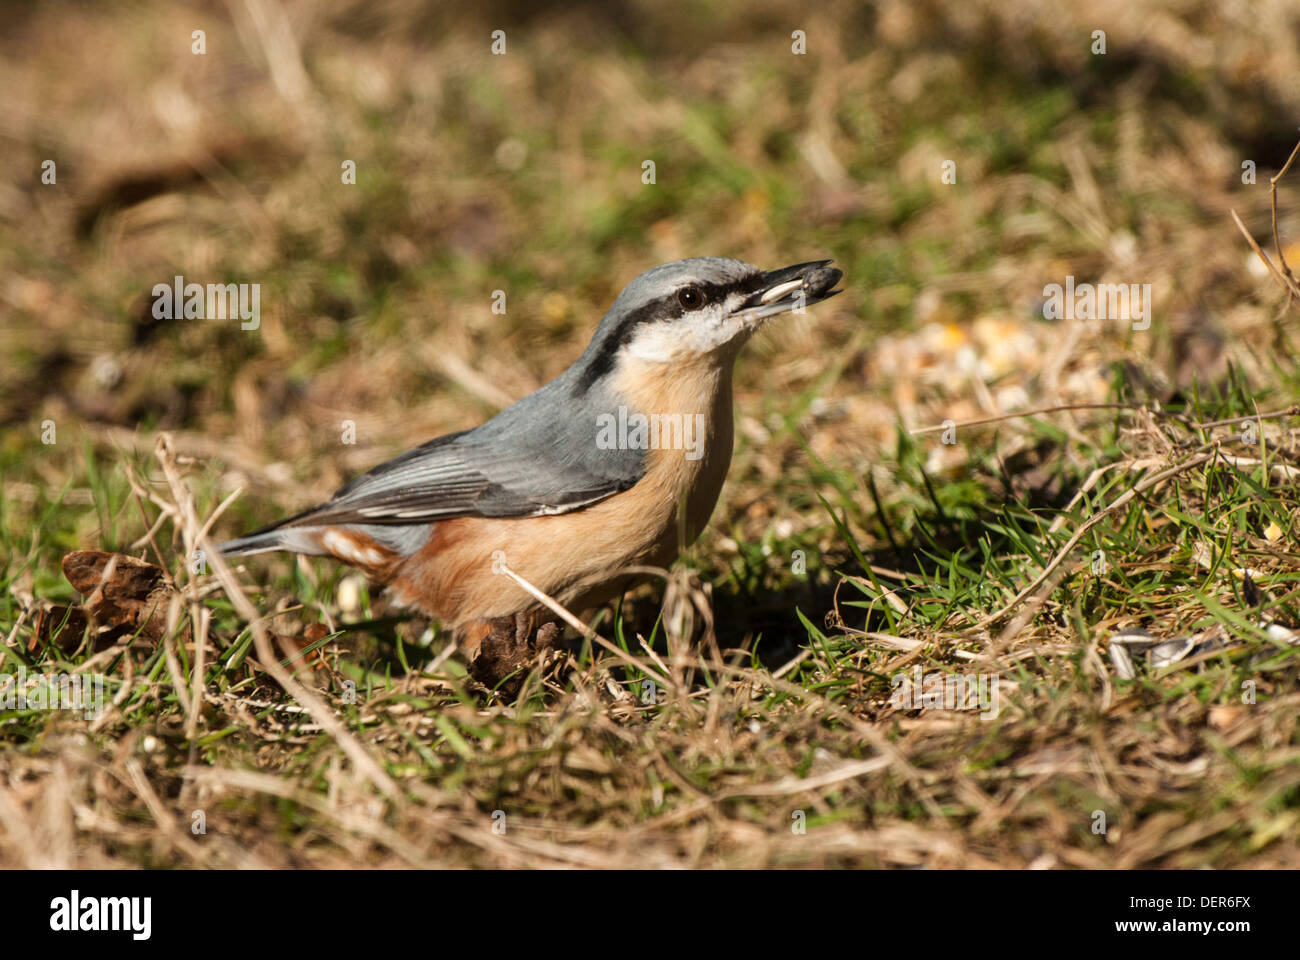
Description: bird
xmin=218 ymin=257 xmax=843 ymax=682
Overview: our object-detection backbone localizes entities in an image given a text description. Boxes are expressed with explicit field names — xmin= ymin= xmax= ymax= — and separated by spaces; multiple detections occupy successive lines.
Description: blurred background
xmin=6 ymin=0 xmax=1300 ymax=872
xmin=1 ymin=0 xmax=1297 ymax=585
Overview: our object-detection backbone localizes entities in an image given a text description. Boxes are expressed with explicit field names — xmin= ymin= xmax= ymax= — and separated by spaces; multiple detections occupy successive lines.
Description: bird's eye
xmin=677 ymin=286 xmax=706 ymax=310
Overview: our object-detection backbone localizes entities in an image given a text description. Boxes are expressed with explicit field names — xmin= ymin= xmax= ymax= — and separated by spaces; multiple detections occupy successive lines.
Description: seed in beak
xmin=760 ymin=279 xmax=805 ymax=304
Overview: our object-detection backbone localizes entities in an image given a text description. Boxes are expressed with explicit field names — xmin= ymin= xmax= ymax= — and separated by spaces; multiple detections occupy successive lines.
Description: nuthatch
xmin=219 ymin=257 xmax=842 ymax=676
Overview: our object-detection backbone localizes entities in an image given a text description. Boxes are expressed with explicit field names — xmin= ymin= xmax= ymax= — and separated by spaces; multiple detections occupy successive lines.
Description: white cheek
xmin=694 ymin=307 xmax=744 ymax=351
xmin=624 ymin=309 xmax=739 ymax=361
xmin=624 ymin=325 xmax=682 ymax=362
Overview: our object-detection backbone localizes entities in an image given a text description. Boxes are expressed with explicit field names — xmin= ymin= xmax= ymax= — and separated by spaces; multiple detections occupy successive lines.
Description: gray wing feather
xmin=274 ymin=374 xmax=645 ymax=529
xmin=276 ymin=441 xmax=632 ymax=528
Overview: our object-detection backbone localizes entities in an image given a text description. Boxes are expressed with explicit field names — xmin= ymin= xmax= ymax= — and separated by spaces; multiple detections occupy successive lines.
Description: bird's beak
xmin=732 ymin=259 xmax=844 ymax=326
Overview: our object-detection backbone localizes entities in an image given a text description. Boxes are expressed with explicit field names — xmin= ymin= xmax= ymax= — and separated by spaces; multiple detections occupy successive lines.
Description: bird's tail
xmin=216 ymin=524 xmax=324 ymax=557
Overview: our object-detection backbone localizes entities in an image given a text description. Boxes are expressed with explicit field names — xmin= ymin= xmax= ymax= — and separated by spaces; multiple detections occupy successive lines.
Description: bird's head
xmin=578 ymin=257 xmax=842 ymax=377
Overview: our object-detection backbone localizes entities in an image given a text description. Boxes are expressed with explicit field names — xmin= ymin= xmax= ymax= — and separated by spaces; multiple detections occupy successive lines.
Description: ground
xmin=1 ymin=0 xmax=1299 ymax=868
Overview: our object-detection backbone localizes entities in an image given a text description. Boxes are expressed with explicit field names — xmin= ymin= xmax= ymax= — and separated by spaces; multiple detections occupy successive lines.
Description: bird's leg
xmin=467 ymin=610 xmax=561 ymax=691
xmin=534 ymin=620 xmax=561 ymax=650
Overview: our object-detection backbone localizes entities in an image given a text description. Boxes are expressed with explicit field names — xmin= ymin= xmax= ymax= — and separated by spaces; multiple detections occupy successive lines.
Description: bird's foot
xmin=467 ymin=611 xmax=561 ymax=692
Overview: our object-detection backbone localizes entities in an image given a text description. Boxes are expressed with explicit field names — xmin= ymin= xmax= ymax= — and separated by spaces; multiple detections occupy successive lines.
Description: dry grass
xmin=2 ymin=0 xmax=1300 ymax=868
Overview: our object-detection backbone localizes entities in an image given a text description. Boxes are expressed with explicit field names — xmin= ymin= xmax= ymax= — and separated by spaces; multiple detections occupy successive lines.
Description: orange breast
xmin=386 ymin=354 xmax=736 ymax=627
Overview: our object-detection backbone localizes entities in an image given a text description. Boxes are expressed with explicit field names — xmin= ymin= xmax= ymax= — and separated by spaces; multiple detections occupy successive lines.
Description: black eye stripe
xmin=572 ymin=298 xmax=662 ymax=391
xmin=571 ymin=273 xmax=764 ymax=393
xmin=692 ymin=280 xmax=744 ymax=303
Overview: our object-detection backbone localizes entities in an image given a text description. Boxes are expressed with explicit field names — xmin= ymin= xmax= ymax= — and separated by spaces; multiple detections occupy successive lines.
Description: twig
xmin=909 ymin=402 xmax=1187 ymax=437
xmin=1269 ymin=137 xmax=1300 ymax=290
xmin=972 ymin=451 xmax=1214 ymax=628
xmin=153 ymin=434 xmax=400 ymax=800
xmin=1231 ymin=208 xmax=1300 ymax=304
xmin=712 ymin=662 xmax=945 ymax=819
xmin=495 ymin=562 xmax=669 ymax=690
xmin=1193 ymin=406 xmax=1298 ymax=429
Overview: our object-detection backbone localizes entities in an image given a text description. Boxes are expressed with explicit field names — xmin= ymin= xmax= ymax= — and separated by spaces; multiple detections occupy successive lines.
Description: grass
xmin=2 ymin=0 xmax=1300 ymax=868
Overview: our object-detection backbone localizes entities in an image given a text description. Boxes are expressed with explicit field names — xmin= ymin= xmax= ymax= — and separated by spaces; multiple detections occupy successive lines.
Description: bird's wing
xmin=271 ymin=429 xmax=640 ymax=530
